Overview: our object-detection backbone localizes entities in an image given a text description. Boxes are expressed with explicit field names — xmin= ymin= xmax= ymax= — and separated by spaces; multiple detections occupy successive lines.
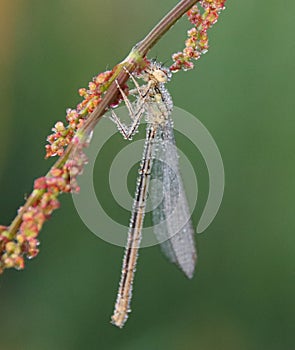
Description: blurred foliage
xmin=0 ymin=0 xmax=294 ymax=349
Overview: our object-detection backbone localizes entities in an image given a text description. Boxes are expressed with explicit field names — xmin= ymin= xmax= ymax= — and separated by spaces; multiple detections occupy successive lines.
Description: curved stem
xmin=137 ymin=0 xmax=199 ymax=55
xmin=8 ymin=0 xmax=199 ymax=236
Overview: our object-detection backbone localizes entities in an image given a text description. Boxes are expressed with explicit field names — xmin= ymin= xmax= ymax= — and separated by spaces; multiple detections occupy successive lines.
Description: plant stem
xmin=137 ymin=0 xmax=199 ymax=55
xmin=8 ymin=0 xmax=199 ymax=236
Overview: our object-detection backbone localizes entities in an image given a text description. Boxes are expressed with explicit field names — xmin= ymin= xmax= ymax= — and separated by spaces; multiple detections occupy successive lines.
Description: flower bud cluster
xmin=170 ymin=0 xmax=226 ymax=72
xmin=45 ymin=70 xmax=114 ymax=158
xmin=0 ymin=139 xmax=90 ymax=273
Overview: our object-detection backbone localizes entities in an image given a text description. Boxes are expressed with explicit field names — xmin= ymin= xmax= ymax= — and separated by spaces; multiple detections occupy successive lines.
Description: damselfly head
xmin=145 ymin=60 xmax=172 ymax=85
xmin=152 ymin=69 xmax=168 ymax=83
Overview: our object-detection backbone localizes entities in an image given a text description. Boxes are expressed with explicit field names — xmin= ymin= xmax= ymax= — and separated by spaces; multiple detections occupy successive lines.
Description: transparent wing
xmin=150 ymin=118 xmax=197 ymax=278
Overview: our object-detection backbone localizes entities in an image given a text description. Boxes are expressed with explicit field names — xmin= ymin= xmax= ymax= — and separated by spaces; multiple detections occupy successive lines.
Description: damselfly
xmin=110 ymin=61 xmax=197 ymax=328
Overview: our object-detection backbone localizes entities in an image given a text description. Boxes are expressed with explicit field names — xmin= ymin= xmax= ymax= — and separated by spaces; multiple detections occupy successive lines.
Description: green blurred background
xmin=0 ymin=1 xmax=294 ymax=349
